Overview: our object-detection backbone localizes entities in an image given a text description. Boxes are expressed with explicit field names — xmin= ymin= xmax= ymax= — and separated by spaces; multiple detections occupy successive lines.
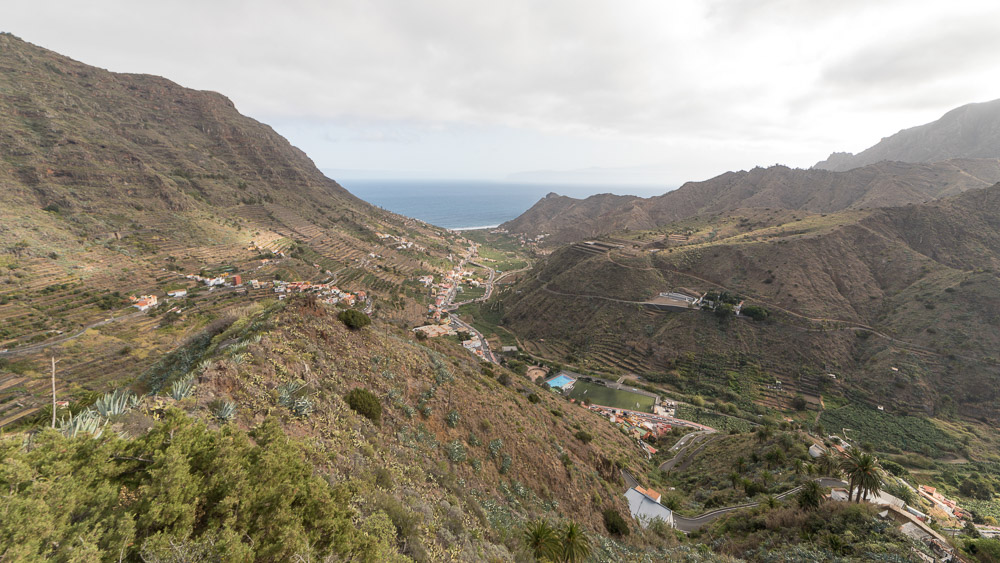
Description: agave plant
xmin=59 ymin=409 xmax=106 ymax=439
xmin=94 ymin=389 xmax=139 ymax=417
xmin=170 ymin=376 xmax=196 ymax=400
xmin=212 ymin=400 xmax=237 ymax=422
xmin=291 ymin=397 xmax=313 ymax=418
xmin=277 ymin=381 xmax=306 ymax=408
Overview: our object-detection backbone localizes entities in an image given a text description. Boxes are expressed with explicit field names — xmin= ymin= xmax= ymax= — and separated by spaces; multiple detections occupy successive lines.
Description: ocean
xmin=340 ymin=180 xmax=667 ymax=230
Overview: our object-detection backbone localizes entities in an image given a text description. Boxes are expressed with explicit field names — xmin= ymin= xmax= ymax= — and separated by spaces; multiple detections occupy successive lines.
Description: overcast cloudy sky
xmin=6 ymin=1 xmax=1000 ymax=186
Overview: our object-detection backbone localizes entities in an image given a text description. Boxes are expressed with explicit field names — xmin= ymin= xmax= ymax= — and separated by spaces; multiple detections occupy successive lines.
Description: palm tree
xmin=733 ymin=456 xmax=747 ymax=474
xmin=756 ymin=426 xmax=773 ymax=444
xmin=729 ymin=471 xmax=742 ymax=490
xmin=793 ymin=459 xmax=805 ymax=475
xmin=816 ymin=451 xmax=841 ymax=478
xmin=523 ymin=519 xmax=560 ymax=562
xmin=797 ymin=480 xmax=825 ymax=510
xmin=560 ymin=521 xmax=591 ymax=563
xmin=840 ymin=450 xmax=883 ymax=503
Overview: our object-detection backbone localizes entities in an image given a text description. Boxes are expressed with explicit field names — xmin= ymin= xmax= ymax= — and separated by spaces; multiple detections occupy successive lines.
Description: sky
xmin=5 ymin=1 xmax=1000 ymax=186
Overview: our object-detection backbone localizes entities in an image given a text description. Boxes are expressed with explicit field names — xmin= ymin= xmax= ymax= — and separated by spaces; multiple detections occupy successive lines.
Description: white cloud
xmin=4 ymin=0 xmax=1000 ymax=184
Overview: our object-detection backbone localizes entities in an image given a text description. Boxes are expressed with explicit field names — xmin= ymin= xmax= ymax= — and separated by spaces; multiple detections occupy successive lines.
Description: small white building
xmin=625 ymin=487 xmax=674 ymax=528
xmin=808 ymin=444 xmax=826 ymax=459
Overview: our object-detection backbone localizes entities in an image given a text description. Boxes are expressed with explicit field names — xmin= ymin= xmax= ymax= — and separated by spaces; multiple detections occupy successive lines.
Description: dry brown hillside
xmin=501 ymin=160 xmax=1000 ymax=244
xmin=498 ymin=184 xmax=1000 ymax=424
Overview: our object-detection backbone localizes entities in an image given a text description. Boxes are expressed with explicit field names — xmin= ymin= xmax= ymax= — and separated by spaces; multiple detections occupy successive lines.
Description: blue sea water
xmin=341 ymin=179 xmax=667 ymax=230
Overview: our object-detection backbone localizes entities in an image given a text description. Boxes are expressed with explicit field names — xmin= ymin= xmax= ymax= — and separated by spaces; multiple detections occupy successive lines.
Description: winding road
xmin=670 ymin=478 xmax=847 ymax=532
xmin=658 ymin=430 xmax=716 ymax=472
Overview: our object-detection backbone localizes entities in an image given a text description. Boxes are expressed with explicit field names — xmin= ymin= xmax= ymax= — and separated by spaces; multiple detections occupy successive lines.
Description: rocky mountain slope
xmin=0 ymin=34 xmax=465 ymax=427
xmin=815 ymin=98 xmax=1000 ymax=171
xmin=498 ymin=183 xmax=1000 ymax=424
xmin=501 ymin=159 xmax=1000 ymax=244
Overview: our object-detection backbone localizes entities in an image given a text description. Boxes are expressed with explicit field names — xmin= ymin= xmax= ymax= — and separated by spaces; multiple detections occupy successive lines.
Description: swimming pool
xmin=546 ymin=374 xmax=576 ymax=389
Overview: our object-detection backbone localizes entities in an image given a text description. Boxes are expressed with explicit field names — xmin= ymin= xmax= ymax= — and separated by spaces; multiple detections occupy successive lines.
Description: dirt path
xmin=0 ymin=311 xmax=145 ymax=358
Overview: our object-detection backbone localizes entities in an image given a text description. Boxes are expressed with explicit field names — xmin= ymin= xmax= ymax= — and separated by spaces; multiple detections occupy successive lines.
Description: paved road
xmin=449 ymin=316 xmax=498 ymax=364
xmin=671 ymin=478 xmax=847 ymax=533
xmin=621 ymin=469 xmax=640 ymax=490
xmin=659 ymin=430 xmax=715 ymax=472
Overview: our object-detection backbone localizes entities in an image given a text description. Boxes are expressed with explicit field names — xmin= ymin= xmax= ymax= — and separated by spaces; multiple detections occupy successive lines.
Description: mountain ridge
xmin=814 ymin=98 xmax=1000 ymax=171
xmin=500 ymin=158 xmax=1000 ymax=244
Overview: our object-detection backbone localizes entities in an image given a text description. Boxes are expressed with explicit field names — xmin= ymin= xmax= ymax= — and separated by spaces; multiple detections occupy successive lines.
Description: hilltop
xmin=815 ymin=98 xmax=1000 ymax=171
xmin=500 ymin=159 xmax=1000 ymax=244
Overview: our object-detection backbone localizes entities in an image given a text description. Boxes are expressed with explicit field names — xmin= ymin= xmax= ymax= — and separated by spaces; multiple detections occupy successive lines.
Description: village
xmin=410 ymin=238 xmax=502 ymax=363
xmin=127 ymin=269 xmax=373 ymax=318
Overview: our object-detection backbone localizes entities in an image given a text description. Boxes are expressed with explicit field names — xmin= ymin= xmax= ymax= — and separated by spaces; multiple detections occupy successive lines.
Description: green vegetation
xmin=819 ymin=405 xmax=955 ymax=457
xmin=338 ymin=309 xmax=371 ymax=330
xmin=704 ymin=501 xmax=922 ymax=560
xmin=345 ymin=387 xmax=382 ymax=425
xmin=0 ymin=413 xmax=366 ymax=561
xmin=674 ymin=405 xmax=757 ymax=432
xmin=602 ymin=509 xmax=630 ymax=536
xmin=567 ymin=380 xmax=655 ymax=412
xmin=740 ymin=304 xmax=769 ymax=321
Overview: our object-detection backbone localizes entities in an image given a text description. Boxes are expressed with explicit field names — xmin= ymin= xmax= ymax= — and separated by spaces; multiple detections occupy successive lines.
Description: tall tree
xmin=797 ymin=480 xmax=825 ymax=510
xmin=522 ymin=520 xmax=560 ymax=562
xmin=840 ymin=450 xmax=883 ymax=503
xmin=560 ymin=521 xmax=591 ymax=563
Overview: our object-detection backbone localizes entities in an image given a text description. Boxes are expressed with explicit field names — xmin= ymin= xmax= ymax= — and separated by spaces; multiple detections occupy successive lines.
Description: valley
xmin=2 ymin=31 xmax=1000 ymax=563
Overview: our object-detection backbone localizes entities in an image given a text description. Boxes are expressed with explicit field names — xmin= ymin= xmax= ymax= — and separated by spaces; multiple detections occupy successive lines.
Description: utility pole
xmin=51 ymin=356 xmax=60 ymax=429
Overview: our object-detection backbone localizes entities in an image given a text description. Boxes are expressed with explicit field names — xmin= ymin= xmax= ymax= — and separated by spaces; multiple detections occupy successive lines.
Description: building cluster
xmin=185 ymin=272 xmax=241 ymax=287
xmin=586 ymin=404 xmax=671 ymax=453
xmin=918 ymin=485 xmax=970 ymax=521
xmin=422 ymin=265 xmax=486 ymax=321
xmin=130 ymin=294 xmax=158 ymax=312
xmin=491 ymin=227 xmax=548 ymax=248
xmin=460 ymin=335 xmax=488 ymax=360
xmin=412 ymin=323 xmax=457 ymax=338
xmin=272 ymin=281 xmax=367 ymax=307
xmin=375 ymin=232 xmax=425 ymax=252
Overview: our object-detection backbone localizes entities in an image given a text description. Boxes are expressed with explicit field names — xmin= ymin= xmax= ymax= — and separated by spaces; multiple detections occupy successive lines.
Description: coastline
xmin=451 ymin=225 xmax=499 ymax=232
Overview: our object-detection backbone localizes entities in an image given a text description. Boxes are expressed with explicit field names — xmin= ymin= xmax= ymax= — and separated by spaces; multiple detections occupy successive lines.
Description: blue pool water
xmin=546 ymin=374 xmax=576 ymax=389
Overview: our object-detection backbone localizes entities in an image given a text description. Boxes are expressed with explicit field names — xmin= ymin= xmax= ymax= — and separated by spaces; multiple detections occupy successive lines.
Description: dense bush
xmin=345 ymin=388 xmax=382 ymax=425
xmin=0 ymin=413 xmax=369 ymax=561
xmin=741 ymin=305 xmax=769 ymax=321
xmin=575 ymin=430 xmax=593 ymax=444
xmin=602 ymin=509 xmax=630 ymax=536
xmin=338 ymin=309 xmax=371 ymax=330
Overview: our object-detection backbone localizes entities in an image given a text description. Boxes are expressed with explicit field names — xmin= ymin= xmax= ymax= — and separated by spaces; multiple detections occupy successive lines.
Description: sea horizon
xmin=339 ymin=178 xmax=670 ymax=230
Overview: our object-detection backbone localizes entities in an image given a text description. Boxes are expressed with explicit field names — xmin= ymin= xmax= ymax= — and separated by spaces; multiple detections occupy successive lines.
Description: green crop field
xmin=458 ymin=284 xmax=486 ymax=301
xmin=568 ymin=380 xmax=655 ymax=412
xmin=819 ymin=405 xmax=956 ymax=457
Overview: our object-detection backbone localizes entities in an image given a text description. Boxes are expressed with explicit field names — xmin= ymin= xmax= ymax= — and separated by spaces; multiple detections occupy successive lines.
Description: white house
xmin=625 ymin=487 xmax=674 ymax=528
